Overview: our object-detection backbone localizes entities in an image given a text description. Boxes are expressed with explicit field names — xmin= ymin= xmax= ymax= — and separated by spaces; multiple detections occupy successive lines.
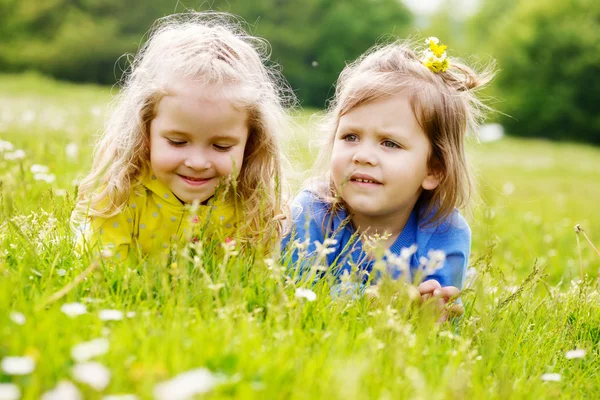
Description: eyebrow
xmin=338 ymin=124 xmax=408 ymax=141
xmin=162 ymin=130 xmax=241 ymax=141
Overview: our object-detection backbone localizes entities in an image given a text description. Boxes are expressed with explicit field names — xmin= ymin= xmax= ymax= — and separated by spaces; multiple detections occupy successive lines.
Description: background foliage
xmin=1 ymin=0 xmax=597 ymax=144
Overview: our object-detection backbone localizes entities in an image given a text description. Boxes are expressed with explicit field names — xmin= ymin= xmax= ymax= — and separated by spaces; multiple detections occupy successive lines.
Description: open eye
xmin=167 ymin=138 xmax=186 ymax=147
xmin=382 ymin=140 xmax=401 ymax=149
xmin=213 ymin=144 xmax=233 ymax=152
xmin=341 ymin=133 xmax=359 ymax=142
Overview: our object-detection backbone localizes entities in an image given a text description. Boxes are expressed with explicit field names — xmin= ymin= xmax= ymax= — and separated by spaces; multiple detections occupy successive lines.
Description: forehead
xmin=338 ymin=94 xmax=424 ymax=137
xmin=152 ymin=80 xmax=249 ymax=135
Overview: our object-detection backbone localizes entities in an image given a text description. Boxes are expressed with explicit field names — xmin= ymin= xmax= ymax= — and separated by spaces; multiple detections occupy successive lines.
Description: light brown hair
xmin=311 ymin=39 xmax=495 ymax=226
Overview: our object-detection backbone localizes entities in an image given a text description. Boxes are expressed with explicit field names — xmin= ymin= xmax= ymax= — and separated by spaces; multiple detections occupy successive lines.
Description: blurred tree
xmin=468 ymin=0 xmax=600 ymax=144
xmin=0 ymin=0 xmax=412 ymax=107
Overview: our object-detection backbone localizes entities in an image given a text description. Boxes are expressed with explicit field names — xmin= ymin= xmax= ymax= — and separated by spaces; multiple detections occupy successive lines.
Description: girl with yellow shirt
xmin=71 ymin=12 xmax=292 ymax=259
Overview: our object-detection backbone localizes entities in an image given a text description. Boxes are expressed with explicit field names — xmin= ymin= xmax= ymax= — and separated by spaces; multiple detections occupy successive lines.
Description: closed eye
xmin=213 ymin=144 xmax=233 ymax=152
xmin=382 ymin=140 xmax=401 ymax=149
xmin=167 ymin=138 xmax=186 ymax=147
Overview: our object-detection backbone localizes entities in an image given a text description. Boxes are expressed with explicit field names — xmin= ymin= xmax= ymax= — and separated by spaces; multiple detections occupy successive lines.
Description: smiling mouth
xmin=351 ymin=178 xmax=379 ymax=184
xmin=349 ymin=175 xmax=382 ymax=185
xmin=179 ymin=175 xmax=213 ymax=185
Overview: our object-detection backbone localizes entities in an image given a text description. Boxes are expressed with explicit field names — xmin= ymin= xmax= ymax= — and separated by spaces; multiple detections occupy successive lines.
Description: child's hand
xmin=417 ymin=279 xmax=464 ymax=322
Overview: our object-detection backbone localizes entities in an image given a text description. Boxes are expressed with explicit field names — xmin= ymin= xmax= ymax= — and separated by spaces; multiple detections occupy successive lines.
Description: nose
xmin=184 ymin=149 xmax=212 ymax=170
xmin=351 ymin=143 xmax=378 ymax=166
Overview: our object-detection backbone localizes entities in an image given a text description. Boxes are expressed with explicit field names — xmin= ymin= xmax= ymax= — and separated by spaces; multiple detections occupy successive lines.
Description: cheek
xmin=150 ymin=146 xmax=178 ymax=168
xmin=214 ymin=148 xmax=246 ymax=175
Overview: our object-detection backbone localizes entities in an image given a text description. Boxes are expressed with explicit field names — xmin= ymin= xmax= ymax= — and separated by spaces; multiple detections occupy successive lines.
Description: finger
xmin=433 ymin=286 xmax=461 ymax=300
xmin=437 ymin=303 xmax=464 ymax=323
xmin=448 ymin=303 xmax=464 ymax=316
xmin=418 ymin=279 xmax=441 ymax=296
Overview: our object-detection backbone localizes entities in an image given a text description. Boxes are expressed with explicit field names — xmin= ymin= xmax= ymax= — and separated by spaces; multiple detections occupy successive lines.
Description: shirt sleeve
xmin=422 ymin=212 xmax=471 ymax=289
xmin=280 ymin=190 xmax=327 ymax=278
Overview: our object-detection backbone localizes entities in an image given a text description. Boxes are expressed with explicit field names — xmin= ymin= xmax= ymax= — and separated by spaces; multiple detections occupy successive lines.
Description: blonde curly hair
xmin=73 ymin=12 xmax=293 ymax=247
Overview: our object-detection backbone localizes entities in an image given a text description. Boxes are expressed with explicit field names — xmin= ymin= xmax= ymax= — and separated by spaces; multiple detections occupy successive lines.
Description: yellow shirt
xmin=72 ymin=173 xmax=236 ymax=259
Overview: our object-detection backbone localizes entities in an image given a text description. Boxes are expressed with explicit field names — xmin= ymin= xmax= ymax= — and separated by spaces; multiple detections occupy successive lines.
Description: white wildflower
xmin=0 ymin=383 xmax=20 ymax=400
xmin=72 ymin=362 xmax=111 ymax=391
xmin=41 ymin=380 xmax=82 ymax=400
xmin=0 ymin=140 xmax=14 ymax=152
xmin=426 ymin=36 xmax=440 ymax=44
xmin=294 ymin=239 xmax=309 ymax=251
xmin=57 ymin=269 xmax=67 ymax=277
xmin=386 ymin=244 xmax=417 ymax=281
xmin=314 ymin=238 xmax=337 ymax=258
xmin=34 ymin=173 xmax=56 ymax=184
xmin=565 ymin=349 xmax=586 ymax=359
xmin=126 ymin=311 xmax=136 ymax=318
xmin=30 ymin=164 xmax=49 ymax=174
xmin=400 ymin=244 xmax=418 ymax=259
xmin=295 ymin=288 xmax=317 ymax=302
xmin=61 ymin=302 xmax=87 ymax=318
xmin=221 ymin=239 xmax=238 ymax=258
xmin=9 ymin=312 xmax=26 ymax=325
xmin=541 ymin=373 xmax=561 ymax=382
xmin=71 ymin=338 xmax=110 ymax=362
xmin=420 ymin=250 xmax=446 ymax=277
xmin=4 ymin=150 xmax=25 ymax=161
xmin=99 ymin=309 xmax=124 ymax=321
xmin=154 ymin=368 xmax=217 ymax=400
xmin=1 ymin=356 xmax=35 ymax=375
xmin=65 ymin=143 xmax=79 ymax=160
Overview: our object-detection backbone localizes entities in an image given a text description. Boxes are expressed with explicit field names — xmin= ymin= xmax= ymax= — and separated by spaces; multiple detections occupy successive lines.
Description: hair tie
xmin=421 ymin=37 xmax=450 ymax=73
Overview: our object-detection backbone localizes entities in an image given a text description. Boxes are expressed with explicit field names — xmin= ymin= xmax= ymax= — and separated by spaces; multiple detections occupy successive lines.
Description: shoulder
xmin=418 ymin=208 xmax=471 ymax=252
xmin=290 ymin=190 xmax=332 ymax=221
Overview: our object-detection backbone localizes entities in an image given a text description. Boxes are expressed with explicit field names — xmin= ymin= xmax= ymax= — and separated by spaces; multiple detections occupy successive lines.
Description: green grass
xmin=1 ymin=73 xmax=600 ymax=399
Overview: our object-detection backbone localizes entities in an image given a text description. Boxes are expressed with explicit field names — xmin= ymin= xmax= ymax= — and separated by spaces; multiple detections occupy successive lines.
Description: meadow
xmin=1 ymin=73 xmax=600 ymax=399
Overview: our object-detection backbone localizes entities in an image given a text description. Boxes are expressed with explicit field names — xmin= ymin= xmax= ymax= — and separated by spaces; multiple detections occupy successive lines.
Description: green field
xmin=1 ymin=73 xmax=600 ymax=399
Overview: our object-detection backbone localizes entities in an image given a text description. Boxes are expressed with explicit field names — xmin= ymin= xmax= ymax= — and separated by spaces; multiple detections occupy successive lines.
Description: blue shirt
xmin=281 ymin=190 xmax=471 ymax=288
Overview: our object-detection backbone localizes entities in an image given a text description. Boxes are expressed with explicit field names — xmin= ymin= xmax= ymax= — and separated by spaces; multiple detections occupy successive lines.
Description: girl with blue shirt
xmin=283 ymin=38 xmax=494 ymax=318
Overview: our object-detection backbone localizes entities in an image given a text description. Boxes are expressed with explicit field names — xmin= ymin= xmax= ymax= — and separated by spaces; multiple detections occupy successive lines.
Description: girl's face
xmin=149 ymin=82 xmax=249 ymax=204
xmin=330 ymin=93 xmax=440 ymax=224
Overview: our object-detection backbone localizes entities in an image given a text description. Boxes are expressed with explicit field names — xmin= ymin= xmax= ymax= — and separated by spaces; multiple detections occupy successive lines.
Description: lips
xmin=349 ymin=173 xmax=382 ymax=185
xmin=179 ymin=175 xmax=213 ymax=186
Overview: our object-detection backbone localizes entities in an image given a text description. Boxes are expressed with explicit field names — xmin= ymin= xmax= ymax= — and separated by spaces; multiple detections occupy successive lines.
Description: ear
xmin=421 ymin=163 xmax=442 ymax=191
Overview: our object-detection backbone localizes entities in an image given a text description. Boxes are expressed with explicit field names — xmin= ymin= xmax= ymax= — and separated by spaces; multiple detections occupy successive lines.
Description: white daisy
xmin=72 ymin=362 xmax=111 ymax=391
xmin=99 ymin=310 xmax=124 ymax=321
xmin=1 ymin=356 xmax=35 ymax=375
xmin=154 ymin=368 xmax=217 ymax=400
xmin=295 ymin=288 xmax=317 ymax=302
xmin=71 ymin=338 xmax=110 ymax=363
xmin=41 ymin=380 xmax=82 ymax=400
xmin=9 ymin=312 xmax=26 ymax=325
xmin=0 ymin=383 xmax=21 ymax=400
xmin=61 ymin=303 xmax=87 ymax=318
xmin=565 ymin=349 xmax=586 ymax=359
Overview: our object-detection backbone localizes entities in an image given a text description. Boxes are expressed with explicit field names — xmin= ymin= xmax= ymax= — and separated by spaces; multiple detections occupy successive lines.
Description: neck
xmin=349 ymin=207 xmax=414 ymax=249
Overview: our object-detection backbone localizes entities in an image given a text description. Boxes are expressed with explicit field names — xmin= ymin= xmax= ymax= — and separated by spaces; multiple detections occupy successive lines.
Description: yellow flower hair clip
xmin=422 ymin=37 xmax=450 ymax=73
